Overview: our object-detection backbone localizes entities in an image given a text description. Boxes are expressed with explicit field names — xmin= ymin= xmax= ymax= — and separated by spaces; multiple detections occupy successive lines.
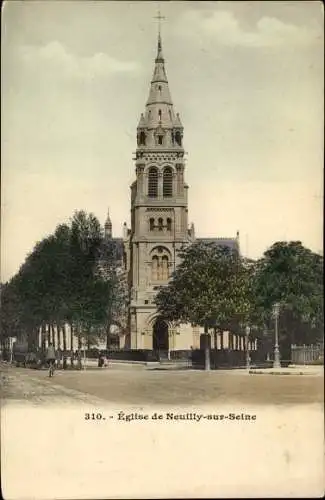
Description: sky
xmin=1 ymin=0 xmax=324 ymax=281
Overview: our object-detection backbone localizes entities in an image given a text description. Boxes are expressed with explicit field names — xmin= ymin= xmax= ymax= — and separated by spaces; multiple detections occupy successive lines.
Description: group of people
xmin=98 ymin=352 xmax=109 ymax=368
xmin=47 ymin=344 xmax=109 ymax=369
xmin=24 ymin=344 xmax=109 ymax=371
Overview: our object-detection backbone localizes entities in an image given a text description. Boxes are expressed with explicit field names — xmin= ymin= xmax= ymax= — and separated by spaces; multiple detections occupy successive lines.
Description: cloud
xmin=19 ymin=41 xmax=139 ymax=79
xmin=180 ymin=10 xmax=321 ymax=48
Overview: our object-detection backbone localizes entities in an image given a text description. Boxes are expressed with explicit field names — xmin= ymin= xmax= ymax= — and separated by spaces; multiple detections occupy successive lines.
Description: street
xmin=1 ymin=362 xmax=323 ymax=406
xmin=1 ymin=363 xmax=324 ymax=500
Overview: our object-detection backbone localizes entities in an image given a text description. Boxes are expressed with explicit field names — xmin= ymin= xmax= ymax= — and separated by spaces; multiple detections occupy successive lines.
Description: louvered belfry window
xmin=163 ymin=167 xmax=173 ymax=197
xmin=148 ymin=167 xmax=158 ymax=197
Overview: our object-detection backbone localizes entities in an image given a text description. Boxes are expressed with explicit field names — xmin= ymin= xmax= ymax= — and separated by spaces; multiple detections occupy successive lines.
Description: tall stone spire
xmin=128 ymin=13 xmax=190 ymax=352
xmin=156 ymin=30 xmax=164 ymax=62
xmin=104 ymin=208 xmax=112 ymax=239
xmin=136 ymin=21 xmax=184 ymax=150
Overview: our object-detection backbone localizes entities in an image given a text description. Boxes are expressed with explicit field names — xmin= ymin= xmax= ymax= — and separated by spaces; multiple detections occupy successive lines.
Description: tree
xmin=96 ymin=238 xmax=128 ymax=350
xmin=68 ymin=211 xmax=111 ymax=366
xmin=0 ymin=210 xmax=125 ymax=368
xmin=252 ymin=241 xmax=323 ymax=357
xmin=0 ymin=279 xmax=25 ymax=353
xmin=155 ymin=241 xmax=252 ymax=370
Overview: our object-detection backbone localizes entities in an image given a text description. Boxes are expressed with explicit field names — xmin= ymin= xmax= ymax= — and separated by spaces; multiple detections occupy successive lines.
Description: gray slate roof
xmin=197 ymin=238 xmax=239 ymax=251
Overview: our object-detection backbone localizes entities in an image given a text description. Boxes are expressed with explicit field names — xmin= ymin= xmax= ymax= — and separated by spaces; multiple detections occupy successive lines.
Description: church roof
xmin=137 ymin=113 xmax=146 ymax=128
xmin=197 ymin=238 xmax=240 ymax=251
xmin=174 ymin=113 xmax=183 ymax=128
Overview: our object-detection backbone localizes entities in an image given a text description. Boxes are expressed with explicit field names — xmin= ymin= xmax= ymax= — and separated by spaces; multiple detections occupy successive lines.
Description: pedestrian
xmin=45 ymin=343 xmax=56 ymax=373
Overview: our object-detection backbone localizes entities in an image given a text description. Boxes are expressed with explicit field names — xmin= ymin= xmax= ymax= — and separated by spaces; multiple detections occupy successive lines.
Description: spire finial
xmin=154 ymin=9 xmax=165 ymax=60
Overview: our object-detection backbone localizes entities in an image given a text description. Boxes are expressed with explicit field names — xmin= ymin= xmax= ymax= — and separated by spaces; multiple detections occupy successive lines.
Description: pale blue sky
xmin=1 ymin=1 xmax=323 ymax=281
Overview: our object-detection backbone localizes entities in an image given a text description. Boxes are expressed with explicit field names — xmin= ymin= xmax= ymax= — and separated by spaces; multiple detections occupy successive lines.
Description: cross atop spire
xmin=154 ymin=10 xmax=166 ymax=61
xmin=154 ymin=10 xmax=166 ymax=38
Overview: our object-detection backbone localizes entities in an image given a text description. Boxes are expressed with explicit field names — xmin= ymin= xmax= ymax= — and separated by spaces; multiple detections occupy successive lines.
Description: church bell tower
xmin=126 ymin=26 xmax=194 ymax=351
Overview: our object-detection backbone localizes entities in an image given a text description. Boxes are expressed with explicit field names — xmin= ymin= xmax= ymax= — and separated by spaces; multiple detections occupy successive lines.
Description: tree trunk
xmin=70 ymin=323 xmax=74 ymax=367
xmin=58 ymin=323 xmax=62 ymax=350
xmin=77 ymin=324 xmax=82 ymax=370
xmin=41 ymin=323 xmax=46 ymax=351
xmin=213 ymin=327 xmax=218 ymax=369
xmin=106 ymin=322 xmax=111 ymax=351
xmin=204 ymin=324 xmax=211 ymax=371
xmin=62 ymin=323 xmax=67 ymax=369
xmin=55 ymin=323 xmax=60 ymax=369
xmin=51 ymin=324 xmax=56 ymax=349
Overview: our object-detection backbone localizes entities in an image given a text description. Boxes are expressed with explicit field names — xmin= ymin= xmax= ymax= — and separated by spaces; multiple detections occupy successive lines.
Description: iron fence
xmin=291 ymin=344 xmax=324 ymax=365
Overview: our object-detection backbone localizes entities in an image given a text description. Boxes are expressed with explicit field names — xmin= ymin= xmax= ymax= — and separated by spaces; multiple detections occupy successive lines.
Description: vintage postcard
xmin=1 ymin=1 xmax=324 ymax=499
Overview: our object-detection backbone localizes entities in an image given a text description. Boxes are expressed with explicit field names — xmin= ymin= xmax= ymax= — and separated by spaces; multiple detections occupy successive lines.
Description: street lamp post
xmin=245 ymin=326 xmax=251 ymax=369
xmin=273 ymin=303 xmax=281 ymax=368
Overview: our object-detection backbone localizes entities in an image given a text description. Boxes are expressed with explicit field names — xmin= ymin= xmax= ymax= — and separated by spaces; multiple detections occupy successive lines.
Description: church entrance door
xmin=152 ymin=318 xmax=169 ymax=359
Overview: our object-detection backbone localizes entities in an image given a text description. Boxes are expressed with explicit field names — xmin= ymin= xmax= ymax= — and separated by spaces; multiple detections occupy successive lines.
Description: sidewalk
xmin=249 ymin=365 xmax=323 ymax=376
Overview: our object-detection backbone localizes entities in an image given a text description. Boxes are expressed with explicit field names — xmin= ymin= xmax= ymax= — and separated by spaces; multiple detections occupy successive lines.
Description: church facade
xmin=107 ymin=32 xmax=239 ymax=353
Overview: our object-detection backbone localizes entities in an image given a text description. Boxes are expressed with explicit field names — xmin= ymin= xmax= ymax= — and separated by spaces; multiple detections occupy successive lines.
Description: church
xmin=105 ymin=30 xmax=240 ymax=354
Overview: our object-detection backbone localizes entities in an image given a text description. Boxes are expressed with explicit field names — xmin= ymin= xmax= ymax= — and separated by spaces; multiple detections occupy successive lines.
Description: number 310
xmin=85 ymin=413 xmax=103 ymax=420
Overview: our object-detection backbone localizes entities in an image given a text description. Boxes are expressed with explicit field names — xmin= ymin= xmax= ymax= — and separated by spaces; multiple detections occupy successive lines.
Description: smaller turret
xmin=104 ymin=209 xmax=112 ymax=239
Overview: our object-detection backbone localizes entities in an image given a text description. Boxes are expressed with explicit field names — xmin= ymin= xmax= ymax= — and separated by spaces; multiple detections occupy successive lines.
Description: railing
xmin=291 ymin=344 xmax=324 ymax=365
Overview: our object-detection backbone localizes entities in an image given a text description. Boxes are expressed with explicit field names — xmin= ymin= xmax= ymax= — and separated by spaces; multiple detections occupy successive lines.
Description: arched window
xmin=139 ymin=131 xmax=146 ymax=146
xmin=175 ymin=131 xmax=182 ymax=147
xmin=152 ymin=256 xmax=159 ymax=281
xmin=158 ymin=109 xmax=162 ymax=121
xmin=162 ymin=256 xmax=169 ymax=280
xmin=149 ymin=218 xmax=155 ymax=231
xmin=166 ymin=218 xmax=172 ymax=231
xmin=158 ymin=218 xmax=163 ymax=231
xmin=163 ymin=167 xmax=173 ymax=197
xmin=148 ymin=167 xmax=158 ymax=197
xmin=151 ymin=254 xmax=169 ymax=281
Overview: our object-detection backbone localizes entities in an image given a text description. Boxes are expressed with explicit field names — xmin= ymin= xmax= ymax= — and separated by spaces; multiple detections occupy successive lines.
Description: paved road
xmin=1 ymin=362 xmax=323 ymax=407
xmin=0 ymin=363 xmax=106 ymax=406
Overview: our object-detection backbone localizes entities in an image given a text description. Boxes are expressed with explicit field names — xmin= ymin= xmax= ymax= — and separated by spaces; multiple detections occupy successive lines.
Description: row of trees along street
xmin=155 ymin=240 xmax=323 ymax=369
xmin=1 ymin=207 xmax=323 ymax=370
xmin=0 ymin=211 xmax=127 ymax=367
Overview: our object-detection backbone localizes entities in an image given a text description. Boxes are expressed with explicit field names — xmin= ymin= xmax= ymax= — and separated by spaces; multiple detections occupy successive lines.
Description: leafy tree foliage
xmin=96 ymin=238 xmax=129 ymax=349
xmin=0 ymin=210 xmax=125 ymax=363
xmin=155 ymin=241 xmax=252 ymax=331
xmin=155 ymin=241 xmax=253 ymax=369
xmin=252 ymin=241 xmax=324 ymax=351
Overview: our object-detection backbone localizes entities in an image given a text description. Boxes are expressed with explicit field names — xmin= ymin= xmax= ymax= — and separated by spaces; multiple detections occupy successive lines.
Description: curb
xmin=249 ymin=369 xmax=321 ymax=376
